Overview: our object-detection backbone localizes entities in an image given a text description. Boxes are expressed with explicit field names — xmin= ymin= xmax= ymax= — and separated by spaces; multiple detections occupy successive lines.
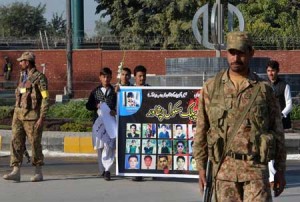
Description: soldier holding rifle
xmin=193 ymin=31 xmax=286 ymax=201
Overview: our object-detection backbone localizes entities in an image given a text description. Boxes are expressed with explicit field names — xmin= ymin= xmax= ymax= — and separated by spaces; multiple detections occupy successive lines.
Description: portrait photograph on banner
xmin=117 ymin=86 xmax=201 ymax=178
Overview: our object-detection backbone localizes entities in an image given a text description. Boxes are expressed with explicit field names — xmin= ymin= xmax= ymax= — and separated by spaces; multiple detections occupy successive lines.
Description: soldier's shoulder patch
xmin=41 ymin=90 xmax=49 ymax=98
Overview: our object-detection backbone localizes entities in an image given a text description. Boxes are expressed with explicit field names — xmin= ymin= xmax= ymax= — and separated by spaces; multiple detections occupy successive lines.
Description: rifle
xmin=203 ymin=160 xmax=213 ymax=202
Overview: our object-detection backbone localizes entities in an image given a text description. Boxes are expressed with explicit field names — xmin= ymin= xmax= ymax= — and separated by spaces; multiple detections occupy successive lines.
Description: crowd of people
xmin=2 ymin=31 xmax=291 ymax=201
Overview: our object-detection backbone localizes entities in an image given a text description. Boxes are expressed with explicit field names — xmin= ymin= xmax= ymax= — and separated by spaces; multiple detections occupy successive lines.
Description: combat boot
xmin=30 ymin=166 xmax=43 ymax=182
xmin=3 ymin=166 xmax=21 ymax=182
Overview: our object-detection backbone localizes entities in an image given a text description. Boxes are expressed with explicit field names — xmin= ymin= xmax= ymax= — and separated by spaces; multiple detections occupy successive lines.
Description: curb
xmin=285 ymin=133 xmax=300 ymax=154
xmin=0 ymin=130 xmax=300 ymax=154
xmin=0 ymin=130 xmax=96 ymax=154
xmin=0 ymin=135 xmax=2 ymax=151
xmin=64 ymin=136 xmax=95 ymax=153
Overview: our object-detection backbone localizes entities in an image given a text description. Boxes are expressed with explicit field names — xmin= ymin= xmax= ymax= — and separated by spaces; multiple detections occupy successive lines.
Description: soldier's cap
xmin=226 ymin=31 xmax=253 ymax=53
xmin=17 ymin=51 xmax=35 ymax=62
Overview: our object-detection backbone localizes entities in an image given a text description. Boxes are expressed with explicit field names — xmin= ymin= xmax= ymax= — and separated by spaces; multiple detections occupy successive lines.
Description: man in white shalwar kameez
xmin=92 ymin=104 xmax=117 ymax=180
xmin=86 ymin=67 xmax=117 ymax=181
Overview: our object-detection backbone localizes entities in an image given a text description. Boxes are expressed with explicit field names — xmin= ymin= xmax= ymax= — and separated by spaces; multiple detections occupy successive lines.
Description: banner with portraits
xmin=117 ymin=86 xmax=201 ymax=178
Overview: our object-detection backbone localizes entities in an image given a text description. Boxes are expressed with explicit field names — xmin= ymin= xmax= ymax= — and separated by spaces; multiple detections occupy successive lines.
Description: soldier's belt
xmin=226 ymin=150 xmax=256 ymax=161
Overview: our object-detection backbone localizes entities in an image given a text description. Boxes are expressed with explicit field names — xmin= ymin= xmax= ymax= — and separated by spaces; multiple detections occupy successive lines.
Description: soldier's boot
xmin=3 ymin=166 xmax=21 ymax=182
xmin=30 ymin=166 xmax=43 ymax=182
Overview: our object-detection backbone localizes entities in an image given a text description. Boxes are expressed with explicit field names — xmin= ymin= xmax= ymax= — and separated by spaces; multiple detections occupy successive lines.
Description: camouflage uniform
xmin=10 ymin=63 xmax=49 ymax=167
xmin=193 ymin=32 xmax=286 ymax=201
xmin=3 ymin=56 xmax=12 ymax=81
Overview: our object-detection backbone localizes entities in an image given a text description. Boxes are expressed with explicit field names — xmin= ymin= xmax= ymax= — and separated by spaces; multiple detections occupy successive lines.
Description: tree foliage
xmin=237 ymin=0 xmax=300 ymax=49
xmin=46 ymin=12 xmax=66 ymax=38
xmin=0 ymin=2 xmax=47 ymax=38
xmin=94 ymin=18 xmax=112 ymax=37
xmin=95 ymin=0 xmax=300 ymax=50
xmin=95 ymin=0 xmax=202 ymax=49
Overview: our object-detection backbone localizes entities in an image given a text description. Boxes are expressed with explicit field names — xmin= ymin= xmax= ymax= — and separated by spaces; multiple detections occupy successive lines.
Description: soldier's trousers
xmin=215 ymin=178 xmax=272 ymax=202
xmin=10 ymin=111 xmax=44 ymax=167
xmin=4 ymin=70 xmax=11 ymax=80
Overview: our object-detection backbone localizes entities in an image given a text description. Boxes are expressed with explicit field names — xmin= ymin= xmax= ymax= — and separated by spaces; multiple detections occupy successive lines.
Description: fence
xmin=2 ymin=35 xmax=300 ymax=50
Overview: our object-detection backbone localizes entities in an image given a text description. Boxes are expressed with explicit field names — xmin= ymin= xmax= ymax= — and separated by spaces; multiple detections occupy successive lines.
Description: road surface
xmin=0 ymin=155 xmax=299 ymax=202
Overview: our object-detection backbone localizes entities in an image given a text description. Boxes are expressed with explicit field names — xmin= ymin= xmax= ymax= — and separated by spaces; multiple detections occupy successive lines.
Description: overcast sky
xmin=0 ymin=0 xmax=104 ymax=36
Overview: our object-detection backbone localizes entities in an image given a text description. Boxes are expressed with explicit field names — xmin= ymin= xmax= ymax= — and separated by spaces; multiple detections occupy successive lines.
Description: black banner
xmin=117 ymin=87 xmax=201 ymax=178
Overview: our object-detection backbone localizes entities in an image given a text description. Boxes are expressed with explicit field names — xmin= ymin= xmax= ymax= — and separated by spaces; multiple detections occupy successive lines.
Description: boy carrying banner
xmin=86 ymin=67 xmax=117 ymax=181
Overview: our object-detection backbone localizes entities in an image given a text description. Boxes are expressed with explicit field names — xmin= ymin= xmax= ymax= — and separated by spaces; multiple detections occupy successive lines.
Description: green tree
xmin=237 ymin=0 xmax=300 ymax=49
xmin=47 ymin=12 xmax=66 ymax=38
xmin=94 ymin=18 xmax=112 ymax=37
xmin=95 ymin=0 xmax=202 ymax=49
xmin=0 ymin=2 xmax=47 ymax=38
xmin=95 ymin=0 xmax=300 ymax=50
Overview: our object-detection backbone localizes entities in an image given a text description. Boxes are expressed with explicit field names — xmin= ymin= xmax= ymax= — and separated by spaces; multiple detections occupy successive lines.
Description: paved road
xmin=0 ymin=156 xmax=299 ymax=202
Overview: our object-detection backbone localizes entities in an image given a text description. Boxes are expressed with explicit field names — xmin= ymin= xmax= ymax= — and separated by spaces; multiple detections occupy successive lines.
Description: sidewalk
xmin=1 ymin=129 xmax=300 ymax=156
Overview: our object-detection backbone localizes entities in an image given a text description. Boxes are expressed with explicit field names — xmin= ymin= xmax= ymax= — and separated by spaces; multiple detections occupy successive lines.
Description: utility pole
xmin=72 ymin=0 xmax=84 ymax=49
xmin=66 ymin=0 xmax=73 ymax=97
xmin=216 ymin=0 xmax=223 ymax=58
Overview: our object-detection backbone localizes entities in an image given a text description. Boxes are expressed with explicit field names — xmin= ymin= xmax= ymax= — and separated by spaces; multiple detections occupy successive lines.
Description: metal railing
xmin=2 ymin=35 xmax=300 ymax=50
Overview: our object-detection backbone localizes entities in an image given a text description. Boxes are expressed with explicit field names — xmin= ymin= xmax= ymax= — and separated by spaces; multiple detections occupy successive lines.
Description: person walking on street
xmin=86 ymin=67 xmax=117 ymax=181
xmin=193 ymin=31 xmax=286 ymax=201
xmin=266 ymin=60 xmax=292 ymax=188
xmin=266 ymin=60 xmax=292 ymax=130
xmin=132 ymin=65 xmax=150 ymax=181
xmin=3 ymin=52 xmax=49 ymax=182
xmin=3 ymin=56 xmax=13 ymax=80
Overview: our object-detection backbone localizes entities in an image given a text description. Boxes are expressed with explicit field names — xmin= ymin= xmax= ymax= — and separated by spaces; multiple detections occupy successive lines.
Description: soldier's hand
xmin=274 ymin=170 xmax=286 ymax=197
xmin=35 ymin=117 xmax=44 ymax=129
xmin=199 ymin=169 xmax=206 ymax=195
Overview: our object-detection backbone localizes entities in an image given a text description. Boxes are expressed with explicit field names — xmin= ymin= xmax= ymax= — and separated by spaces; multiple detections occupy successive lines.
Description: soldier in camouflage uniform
xmin=3 ymin=52 xmax=49 ymax=182
xmin=193 ymin=32 xmax=286 ymax=201
xmin=3 ymin=56 xmax=13 ymax=80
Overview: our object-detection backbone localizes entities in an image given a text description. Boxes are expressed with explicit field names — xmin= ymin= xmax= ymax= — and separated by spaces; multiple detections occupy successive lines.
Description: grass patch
xmin=291 ymin=104 xmax=300 ymax=120
xmin=0 ymin=125 xmax=11 ymax=130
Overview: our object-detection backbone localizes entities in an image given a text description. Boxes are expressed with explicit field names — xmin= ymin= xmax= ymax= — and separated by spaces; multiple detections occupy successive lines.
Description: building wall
xmin=1 ymin=49 xmax=300 ymax=101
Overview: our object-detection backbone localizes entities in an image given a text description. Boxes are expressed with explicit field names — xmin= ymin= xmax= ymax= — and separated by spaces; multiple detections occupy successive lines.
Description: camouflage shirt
xmin=15 ymin=67 xmax=49 ymax=120
xmin=193 ymin=69 xmax=286 ymax=181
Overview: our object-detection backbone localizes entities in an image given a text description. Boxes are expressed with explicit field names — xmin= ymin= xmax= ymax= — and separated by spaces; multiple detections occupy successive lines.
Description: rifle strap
xmin=225 ymin=83 xmax=261 ymax=153
xmin=208 ymin=70 xmax=225 ymax=100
